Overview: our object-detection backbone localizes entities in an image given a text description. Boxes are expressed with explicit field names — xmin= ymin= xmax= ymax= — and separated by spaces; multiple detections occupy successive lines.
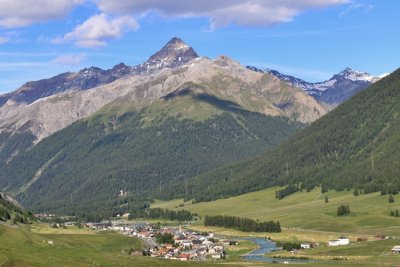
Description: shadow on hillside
xmin=163 ymin=86 xmax=246 ymax=114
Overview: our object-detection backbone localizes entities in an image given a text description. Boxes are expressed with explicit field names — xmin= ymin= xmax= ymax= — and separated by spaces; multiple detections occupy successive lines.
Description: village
xmin=86 ymin=221 xmax=231 ymax=261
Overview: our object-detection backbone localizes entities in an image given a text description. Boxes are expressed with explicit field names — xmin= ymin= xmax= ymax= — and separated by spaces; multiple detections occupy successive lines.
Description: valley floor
xmin=2 ymin=188 xmax=400 ymax=266
xmin=152 ymin=187 xmax=400 ymax=266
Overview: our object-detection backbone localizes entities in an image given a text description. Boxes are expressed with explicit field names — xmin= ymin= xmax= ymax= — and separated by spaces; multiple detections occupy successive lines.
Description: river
xmin=241 ymin=237 xmax=317 ymax=263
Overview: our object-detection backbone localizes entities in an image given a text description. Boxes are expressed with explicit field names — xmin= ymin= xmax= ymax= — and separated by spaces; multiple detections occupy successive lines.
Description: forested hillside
xmin=163 ymin=68 xmax=400 ymax=202
xmin=0 ymin=192 xmax=32 ymax=224
xmin=0 ymin=90 xmax=302 ymax=216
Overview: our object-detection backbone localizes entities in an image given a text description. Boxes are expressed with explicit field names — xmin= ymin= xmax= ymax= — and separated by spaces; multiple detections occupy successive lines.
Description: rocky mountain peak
xmin=133 ymin=37 xmax=199 ymax=73
xmin=334 ymin=67 xmax=378 ymax=83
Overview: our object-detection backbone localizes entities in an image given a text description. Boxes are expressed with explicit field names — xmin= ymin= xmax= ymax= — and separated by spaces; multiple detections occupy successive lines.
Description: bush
xmin=337 ymin=204 xmax=350 ymax=216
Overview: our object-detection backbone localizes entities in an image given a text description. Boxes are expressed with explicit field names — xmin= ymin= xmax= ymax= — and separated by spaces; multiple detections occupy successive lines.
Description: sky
xmin=0 ymin=0 xmax=398 ymax=93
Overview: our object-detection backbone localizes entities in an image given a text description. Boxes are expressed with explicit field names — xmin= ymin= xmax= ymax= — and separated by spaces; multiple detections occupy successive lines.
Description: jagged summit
xmin=133 ymin=37 xmax=199 ymax=73
xmin=333 ymin=67 xmax=380 ymax=83
xmin=0 ymin=37 xmax=199 ymax=107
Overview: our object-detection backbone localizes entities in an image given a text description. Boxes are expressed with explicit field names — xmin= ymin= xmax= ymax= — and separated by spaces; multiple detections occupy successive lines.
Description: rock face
xmin=0 ymin=63 xmax=132 ymax=107
xmin=132 ymin=37 xmax=199 ymax=73
xmin=0 ymin=37 xmax=199 ymax=108
xmin=247 ymin=66 xmax=386 ymax=107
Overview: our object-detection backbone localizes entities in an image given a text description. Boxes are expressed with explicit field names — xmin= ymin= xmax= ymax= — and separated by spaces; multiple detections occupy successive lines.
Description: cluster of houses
xmin=86 ymin=222 xmax=230 ymax=261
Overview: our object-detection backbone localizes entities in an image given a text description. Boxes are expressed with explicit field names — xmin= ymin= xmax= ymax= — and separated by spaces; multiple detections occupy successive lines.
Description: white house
xmin=391 ymin=246 xmax=400 ymax=253
xmin=338 ymin=237 xmax=350 ymax=245
xmin=300 ymin=243 xmax=311 ymax=249
xmin=328 ymin=237 xmax=349 ymax=246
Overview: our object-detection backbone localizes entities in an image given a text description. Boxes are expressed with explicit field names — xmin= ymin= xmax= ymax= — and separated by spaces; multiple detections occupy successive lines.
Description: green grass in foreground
xmin=0 ymin=223 xmax=264 ymax=267
xmin=1 ymin=222 xmax=399 ymax=267
xmin=153 ymin=187 xmax=400 ymax=236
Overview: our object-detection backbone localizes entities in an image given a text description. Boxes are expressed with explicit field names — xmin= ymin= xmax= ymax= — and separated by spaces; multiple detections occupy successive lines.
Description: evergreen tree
xmin=353 ymin=188 xmax=359 ymax=196
xmin=325 ymin=195 xmax=329 ymax=203
xmin=389 ymin=194 xmax=395 ymax=203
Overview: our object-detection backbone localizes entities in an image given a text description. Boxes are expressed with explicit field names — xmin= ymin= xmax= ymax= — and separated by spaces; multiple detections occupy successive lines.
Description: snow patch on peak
xmin=336 ymin=68 xmax=378 ymax=83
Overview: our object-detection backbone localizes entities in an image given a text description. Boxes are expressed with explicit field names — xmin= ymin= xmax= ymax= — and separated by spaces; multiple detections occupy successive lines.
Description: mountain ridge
xmin=0 ymin=42 xmax=326 ymax=144
xmin=247 ymin=66 xmax=386 ymax=107
xmin=0 ymin=37 xmax=199 ymax=108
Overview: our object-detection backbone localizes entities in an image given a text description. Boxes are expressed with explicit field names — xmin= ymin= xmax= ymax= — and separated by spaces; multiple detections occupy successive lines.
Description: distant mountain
xmin=0 ymin=63 xmax=132 ymax=107
xmin=165 ymin=67 xmax=400 ymax=202
xmin=247 ymin=66 xmax=386 ymax=107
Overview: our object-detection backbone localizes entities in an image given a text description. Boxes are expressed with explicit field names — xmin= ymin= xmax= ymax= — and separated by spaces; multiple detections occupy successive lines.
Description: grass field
xmin=0 ymin=223 xmax=265 ymax=267
xmin=1 ymin=222 xmax=399 ymax=266
xmin=153 ymin=187 xmax=400 ymax=237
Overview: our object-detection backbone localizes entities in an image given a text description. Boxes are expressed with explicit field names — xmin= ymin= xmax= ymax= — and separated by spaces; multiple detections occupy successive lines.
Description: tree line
xmin=128 ymin=208 xmax=197 ymax=222
xmin=204 ymin=215 xmax=281 ymax=232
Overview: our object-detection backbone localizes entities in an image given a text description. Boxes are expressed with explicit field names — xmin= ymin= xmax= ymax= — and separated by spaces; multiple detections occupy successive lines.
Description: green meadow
xmin=153 ymin=187 xmax=400 ymax=237
xmin=0 ymin=223 xmax=259 ymax=267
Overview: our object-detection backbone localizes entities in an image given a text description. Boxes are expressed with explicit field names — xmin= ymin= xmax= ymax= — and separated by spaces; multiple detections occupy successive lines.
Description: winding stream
xmin=241 ymin=237 xmax=317 ymax=263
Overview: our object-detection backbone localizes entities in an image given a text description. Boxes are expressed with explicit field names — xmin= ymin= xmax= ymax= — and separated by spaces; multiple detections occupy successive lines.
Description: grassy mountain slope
xmin=0 ymin=85 xmax=302 ymax=215
xmin=165 ymin=68 xmax=400 ymax=201
xmin=154 ymin=187 xmax=400 ymax=235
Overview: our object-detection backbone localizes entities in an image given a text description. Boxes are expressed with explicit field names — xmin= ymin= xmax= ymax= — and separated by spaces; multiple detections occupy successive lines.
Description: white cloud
xmin=0 ymin=0 xmax=83 ymax=28
xmin=51 ymin=54 xmax=86 ymax=66
xmin=96 ymin=0 xmax=349 ymax=29
xmin=53 ymin=13 xmax=139 ymax=48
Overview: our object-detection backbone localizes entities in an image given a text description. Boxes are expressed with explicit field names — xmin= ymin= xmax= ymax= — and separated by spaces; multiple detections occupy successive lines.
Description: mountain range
xmin=0 ymin=38 xmax=325 ymax=145
xmin=247 ymin=66 xmax=386 ymax=107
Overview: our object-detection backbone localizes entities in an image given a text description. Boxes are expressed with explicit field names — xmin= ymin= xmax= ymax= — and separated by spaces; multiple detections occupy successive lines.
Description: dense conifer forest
xmin=164 ymin=68 xmax=400 ymax=202
xmin=0 ymin=97 xmax=301 ymax=215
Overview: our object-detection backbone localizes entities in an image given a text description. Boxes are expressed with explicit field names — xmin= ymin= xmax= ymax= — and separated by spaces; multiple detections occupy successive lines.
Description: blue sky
xmin=0 ymin=0 xmax=398 ymax=93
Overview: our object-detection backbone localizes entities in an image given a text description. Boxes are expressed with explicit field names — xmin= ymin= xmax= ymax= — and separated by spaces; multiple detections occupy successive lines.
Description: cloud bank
xmin=1 ymin=0 xmax=351 ymax=47
xmin=96 ymin=0 xmax=349 ymax=29
xmin=0 ymin=0 xmax=83 ymax=28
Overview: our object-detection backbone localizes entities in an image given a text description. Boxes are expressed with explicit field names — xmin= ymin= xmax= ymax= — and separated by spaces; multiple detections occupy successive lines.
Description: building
xmin=328 ymin=237 xmax=349 ymax=246
xmin=300 ymin=243 xmax=311 ymax=249
xmin=391 ymin=246 xmax=400 ymax=254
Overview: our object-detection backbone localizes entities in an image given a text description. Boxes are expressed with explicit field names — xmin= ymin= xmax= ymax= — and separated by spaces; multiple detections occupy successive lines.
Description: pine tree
xmin=325 ymin=195 xmax=329 ymax=203
xmin=389 ymin=194 xmax=395 ymax=203
xmin=353 ymin=188 xmax=359 ymax=196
